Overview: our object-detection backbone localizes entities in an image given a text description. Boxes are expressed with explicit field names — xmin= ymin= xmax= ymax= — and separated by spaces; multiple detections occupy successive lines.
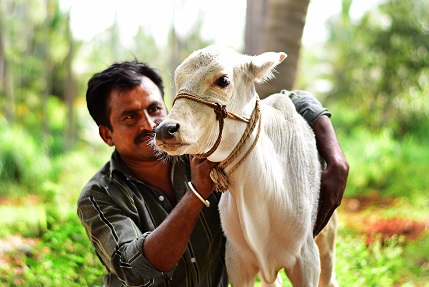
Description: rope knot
xmin=210 ymin=165 xmax=229 ymax=192
xmin=213 ymin=103 xmax=228 ymax=121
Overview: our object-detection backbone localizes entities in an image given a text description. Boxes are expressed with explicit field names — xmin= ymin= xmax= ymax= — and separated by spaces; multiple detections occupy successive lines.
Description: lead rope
xmin=210 ymin=99 xmax=261 ymax=191
xmin=173 ymin=92 xmax=262 ymax=192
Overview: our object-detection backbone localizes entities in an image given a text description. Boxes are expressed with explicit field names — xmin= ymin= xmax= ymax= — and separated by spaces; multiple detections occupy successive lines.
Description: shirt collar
xmin=108 ymin=149 xmax=190 ymax=190
xmin=109 ymin=150 xmax=134 ymax=180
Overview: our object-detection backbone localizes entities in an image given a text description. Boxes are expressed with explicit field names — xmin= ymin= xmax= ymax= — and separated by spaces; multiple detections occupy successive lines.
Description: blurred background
xmin=0 ymin=0 xmax=428 ymax=286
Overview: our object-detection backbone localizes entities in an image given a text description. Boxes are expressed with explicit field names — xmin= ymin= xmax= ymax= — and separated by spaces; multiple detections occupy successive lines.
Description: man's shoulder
xmin=78 ymin=161 xmax=111 ymax=201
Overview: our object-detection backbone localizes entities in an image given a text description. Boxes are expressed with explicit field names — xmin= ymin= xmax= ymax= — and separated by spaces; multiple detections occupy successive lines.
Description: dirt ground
xmin=341 ymin=195 xmax=428 ymax=244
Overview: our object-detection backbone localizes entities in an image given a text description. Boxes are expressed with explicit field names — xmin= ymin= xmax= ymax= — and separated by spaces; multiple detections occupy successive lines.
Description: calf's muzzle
xmin=155 ymin=122 xmax=180 ymax=141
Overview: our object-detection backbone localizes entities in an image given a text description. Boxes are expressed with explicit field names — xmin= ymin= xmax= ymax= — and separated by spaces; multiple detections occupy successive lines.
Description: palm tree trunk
xmin=64 ymin=13 xmax=75 ymax=151
xmin=245 ymin=0 xmax=268 ymax=55
xmin=0 ymin=0 xmax=3 ymax=94
xmin=245 ymin=0 xmax=310 ymax=98
xmin=0 ymin=0 xmax=14 ymax=122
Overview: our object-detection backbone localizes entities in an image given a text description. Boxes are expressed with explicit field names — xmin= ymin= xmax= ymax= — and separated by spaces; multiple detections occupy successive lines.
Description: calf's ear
xmin=247 ymin=52 xmax=287 ymax=83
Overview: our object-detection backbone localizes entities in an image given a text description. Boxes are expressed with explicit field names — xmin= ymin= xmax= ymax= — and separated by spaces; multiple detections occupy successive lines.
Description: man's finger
xmin=313 ymin=207 xmax=336 ymax=237
xmin=313 ymin=212 xmax=328 ymax=237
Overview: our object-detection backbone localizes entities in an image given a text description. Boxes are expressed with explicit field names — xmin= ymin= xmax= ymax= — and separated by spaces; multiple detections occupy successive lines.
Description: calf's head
xmin=154 ymin=45 xmax=286 ymax=161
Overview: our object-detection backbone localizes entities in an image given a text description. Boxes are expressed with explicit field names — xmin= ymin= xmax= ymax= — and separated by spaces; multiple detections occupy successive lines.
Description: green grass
xmin=0 ymin=212 xmax=105 ymax=287
xmin=335 ymin=231 xmax=429 ymax=286
xmin=254 ymin=230 xmax=429 ymax=287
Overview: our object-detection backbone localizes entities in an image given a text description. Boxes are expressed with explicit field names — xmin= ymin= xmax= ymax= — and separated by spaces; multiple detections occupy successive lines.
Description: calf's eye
xmin=215 ymin=76 xmax=230 ymax=88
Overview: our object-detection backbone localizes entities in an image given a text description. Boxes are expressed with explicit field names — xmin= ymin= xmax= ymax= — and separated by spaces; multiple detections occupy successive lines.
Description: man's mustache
xmin=134 ymin=130 xmax=154 ymax=145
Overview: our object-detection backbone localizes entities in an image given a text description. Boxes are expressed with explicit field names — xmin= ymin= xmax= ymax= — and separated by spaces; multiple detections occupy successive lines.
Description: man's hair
xmin=86 ymin=60 xmax=165 ymax=129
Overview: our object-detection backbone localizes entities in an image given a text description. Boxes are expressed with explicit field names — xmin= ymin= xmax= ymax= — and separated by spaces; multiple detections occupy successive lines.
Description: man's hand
xmin=314 ymin=159 xmax=349 ymax=236
xmin=189 ymin=156 xmax=217 ymax=199
xmin=312 ymin=116 xmax=349 ymax=237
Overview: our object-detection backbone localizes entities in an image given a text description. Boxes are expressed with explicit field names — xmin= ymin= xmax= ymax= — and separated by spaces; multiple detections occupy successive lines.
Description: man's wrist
xmin=187 ymin=181 xmax=210 ymax=207
xmin=329 ymin=157 xmax=349 ymax=178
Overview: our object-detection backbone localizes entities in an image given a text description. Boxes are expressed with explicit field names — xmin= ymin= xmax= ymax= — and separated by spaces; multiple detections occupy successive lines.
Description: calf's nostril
xmin=168 ymin=123 xmax=180 ymax=135
xmin=155 ymin=123 xmax=180 ymax=140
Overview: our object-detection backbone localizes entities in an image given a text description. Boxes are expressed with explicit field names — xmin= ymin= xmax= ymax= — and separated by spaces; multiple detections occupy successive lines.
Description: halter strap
xmin=174 ymin=92 xmax=250 ymax=159
xmin=173 ymin=93 xmax=250 ymax=123
xmin=173 ymin=92 xmax=262 ymax=191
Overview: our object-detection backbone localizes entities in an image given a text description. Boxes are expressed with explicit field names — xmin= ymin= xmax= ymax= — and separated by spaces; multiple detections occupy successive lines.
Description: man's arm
xmin=78 ymin=157 xmax=217 ymax=284
xmin=143 ymin=157 xmax=217 ymax=271
xmin=312 ymin=115 xmax=349 ymax=236
xmin=285 ymin=90 xmax=349 ymax=236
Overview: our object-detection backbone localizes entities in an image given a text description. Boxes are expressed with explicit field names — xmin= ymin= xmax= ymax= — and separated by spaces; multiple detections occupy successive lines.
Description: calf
xmin=155 ymin=45 xmax=338 ymax=287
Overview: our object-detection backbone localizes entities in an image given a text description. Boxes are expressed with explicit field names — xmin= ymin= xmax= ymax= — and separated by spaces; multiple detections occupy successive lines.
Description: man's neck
xmin=123 ymin=157 xmax=176 ymax=205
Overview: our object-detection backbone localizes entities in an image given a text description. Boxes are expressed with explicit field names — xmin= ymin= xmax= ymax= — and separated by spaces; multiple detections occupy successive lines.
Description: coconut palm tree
xmin=245 ymin=0 xmax=310 ymax=98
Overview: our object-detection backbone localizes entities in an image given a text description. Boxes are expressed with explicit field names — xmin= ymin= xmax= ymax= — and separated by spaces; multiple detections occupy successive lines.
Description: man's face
xmin=99 ymin=76 xmax=168 ymax=161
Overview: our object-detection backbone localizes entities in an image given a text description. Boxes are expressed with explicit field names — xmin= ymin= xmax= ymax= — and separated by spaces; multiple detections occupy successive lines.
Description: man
xmin=78 ymin=60 xmax=349 ymax=286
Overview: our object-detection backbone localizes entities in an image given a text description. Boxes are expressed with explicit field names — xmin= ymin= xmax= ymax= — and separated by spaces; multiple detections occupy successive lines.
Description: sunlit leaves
xmin=325 ymin=0 xmax=429 ymax=138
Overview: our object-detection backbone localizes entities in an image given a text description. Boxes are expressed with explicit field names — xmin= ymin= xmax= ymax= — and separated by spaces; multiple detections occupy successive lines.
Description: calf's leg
xmin=261 ymin=273 xmax=283 ymax=287
xmin=284 ymin=235 xmax=320 ymax=287
xmin=226 ymin=240 xmax=259 ymax=287
xmin=316 ymin=210 xmax=339 ymax=287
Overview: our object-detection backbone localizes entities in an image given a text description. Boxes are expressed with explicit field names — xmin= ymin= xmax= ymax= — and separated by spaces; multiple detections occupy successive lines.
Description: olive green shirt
xmin=78 ymin=153 xmax=228 ymax=287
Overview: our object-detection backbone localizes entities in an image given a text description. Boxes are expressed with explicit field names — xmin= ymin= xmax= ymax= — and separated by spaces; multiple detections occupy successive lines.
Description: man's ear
xmin=99 ymin=125 xmax=114 ymax=147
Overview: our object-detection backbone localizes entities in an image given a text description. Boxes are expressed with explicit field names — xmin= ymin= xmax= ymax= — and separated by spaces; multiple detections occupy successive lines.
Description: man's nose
xmin=140 ymin=113 xmax=156 ymax=130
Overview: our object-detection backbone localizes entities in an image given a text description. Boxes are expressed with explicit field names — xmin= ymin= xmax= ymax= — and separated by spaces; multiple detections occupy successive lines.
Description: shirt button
xmin=191 ymin=257 xmax=196 ymax=263
xmin=159 ymin=196 xmax=165 ymax=201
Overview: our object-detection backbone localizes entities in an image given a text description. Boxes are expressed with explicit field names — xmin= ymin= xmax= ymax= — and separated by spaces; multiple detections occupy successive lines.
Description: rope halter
xmin=173 ymin=92 xmax=262 ymax=192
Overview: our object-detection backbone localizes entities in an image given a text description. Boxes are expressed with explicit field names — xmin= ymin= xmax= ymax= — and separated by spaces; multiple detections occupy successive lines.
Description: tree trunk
xmin=41 ymin=0 xmax=53 ymax=149
xmin=0 ymin=0 xmax=14 ymax=122
xmin=245 ymin=0 xmax=310 ymax=98
xmin=64 ymin=13 xmax=75 ymax=151
xmin=245 ymin=0 xmax=268 ymax=55
xmin=0 ymin=0 xmax=4 ymax=94
xmin=1 ymin=2 xmax=14 ymax=122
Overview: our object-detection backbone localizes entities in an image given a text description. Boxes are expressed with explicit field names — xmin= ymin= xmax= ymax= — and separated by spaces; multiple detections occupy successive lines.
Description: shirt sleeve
xmin=281 ymin=89 xmax=331 ymax=127
xmin=77 ymin=181 xmax=176 ymax=286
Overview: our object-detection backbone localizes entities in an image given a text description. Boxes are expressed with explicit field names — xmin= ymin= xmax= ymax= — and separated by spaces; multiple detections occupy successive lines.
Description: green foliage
xmin=340 ymin=126 xmax=399 ymax=196
xmin=336 ymin=232 xmax=407 ymax=286
xmin=45 ymin=97 xmax=67 ymax=154
xmin=324 ymin=0 xmax=429 ymax=138
xmin=329 ymin=102 xmax=429 ymax=200
xmin=384 ymin=137 xmax=429 ymax=197
xmin=253 ymin=228 xmax=429 ymax=286
xmin=49 ymin=145 xmax=112 ymax=204
xmin=402 ymin=232 xmax=429 ymax=282
xmin=0 ymin=205 xmax=46 ymax=238
xmin=335 ymin=226 xmax=429 ymax=285
xmin=0 ymin=213 xmax=104 ymax=286
xmin=16 ymin=96 xmax=68 ymax=156
xmin=0 ymin=122 xmax=52 ymax=197
xmin=0 ymin=0 xmax=80 ymax=158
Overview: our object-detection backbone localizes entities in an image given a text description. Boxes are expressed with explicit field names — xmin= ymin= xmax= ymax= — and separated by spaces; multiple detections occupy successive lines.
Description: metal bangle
xmin=187 ymin=181 xmax=210 ymax=207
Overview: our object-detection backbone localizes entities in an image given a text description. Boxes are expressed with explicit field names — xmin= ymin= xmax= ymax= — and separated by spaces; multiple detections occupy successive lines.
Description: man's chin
xmin=151 ymin=145 xmax=171 ymax=160
xmin=156 ymin=143 xmax=190 ymax=156
xmin=131 ymin=139 xmax=164 ymax=159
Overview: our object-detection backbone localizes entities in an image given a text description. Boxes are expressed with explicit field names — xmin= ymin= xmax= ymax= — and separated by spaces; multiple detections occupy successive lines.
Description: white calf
xmin=155 ymin=45 xmax=338 ymax=287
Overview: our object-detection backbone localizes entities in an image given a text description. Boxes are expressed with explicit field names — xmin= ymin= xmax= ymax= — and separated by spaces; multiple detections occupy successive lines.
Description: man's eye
xmin=215 ymin=76 xmax=230 ymax=88
xmin=126 ymin=113 xmax=136 ymax=119
xmin=149 ymin=107 xmax=161 ymax=113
